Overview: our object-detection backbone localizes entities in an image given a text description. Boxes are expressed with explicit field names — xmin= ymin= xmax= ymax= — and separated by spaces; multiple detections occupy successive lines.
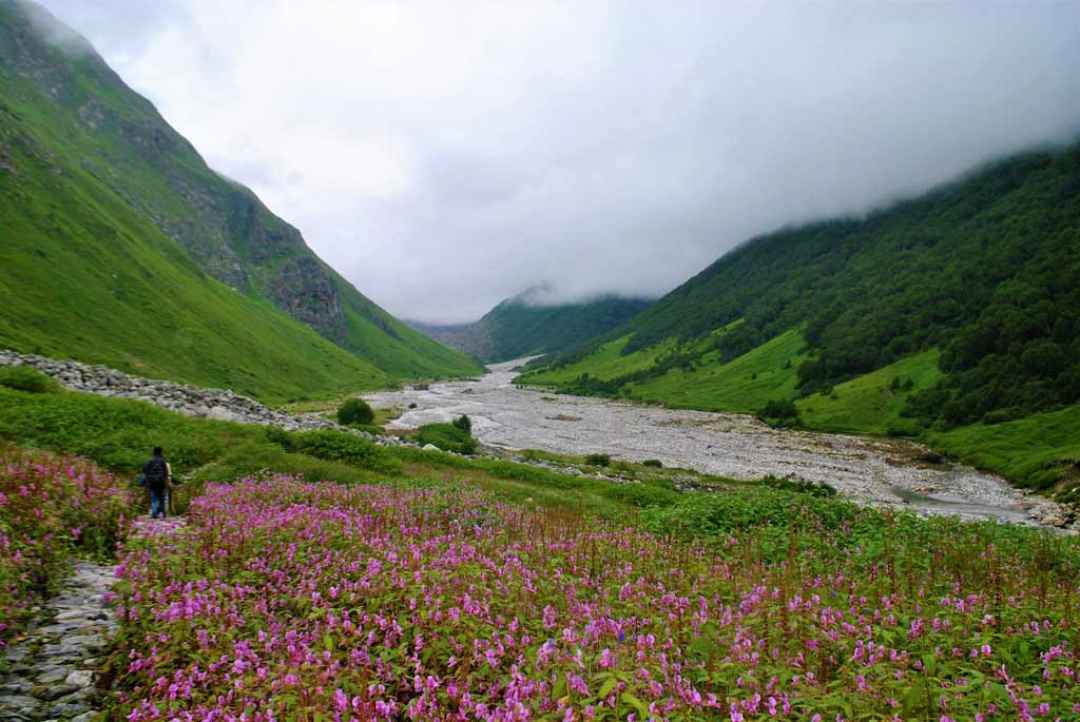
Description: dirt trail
xmin=366 ymin=359 xmax=1071 ymax=528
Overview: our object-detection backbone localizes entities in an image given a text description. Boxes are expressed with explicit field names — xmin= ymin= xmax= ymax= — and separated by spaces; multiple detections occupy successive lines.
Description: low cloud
xmin=35 ymin=0 xmax=1080 ymax=322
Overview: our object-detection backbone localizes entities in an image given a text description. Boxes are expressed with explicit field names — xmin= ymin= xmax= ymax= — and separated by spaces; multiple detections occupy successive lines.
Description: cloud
xmin=35 ymin=0 xmax=1080 ymax=322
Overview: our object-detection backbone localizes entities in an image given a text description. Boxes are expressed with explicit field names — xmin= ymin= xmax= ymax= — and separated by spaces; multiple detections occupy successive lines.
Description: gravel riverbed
xmin=367 ymin=359 xmax=1074 ymax=529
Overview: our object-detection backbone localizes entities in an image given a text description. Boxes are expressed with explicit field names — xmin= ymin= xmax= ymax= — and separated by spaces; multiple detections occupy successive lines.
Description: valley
xmin=365 ymin=360 xmax=1071 ymax=527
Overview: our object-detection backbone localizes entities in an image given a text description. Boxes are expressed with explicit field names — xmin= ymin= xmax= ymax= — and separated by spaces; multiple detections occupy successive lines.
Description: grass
xmin=109 ymin=479 xmax=1080 ymax=719
xmin=0 ymin=385 xmax=693 ymax=520
xmin=797 ymin=349 xmax=943 ymax=434
xmin=0 ymin=5 xmax=482 ymax=403
xmin=627 ymin=328 xmax=807 ymax=412
xmin=518 ymin=335 xmax=676 ymax=385
xmin=521 ymin=329 xmax=1080 ymax=494
xmin=414 ymin=422 xmax=478 ymax=454
xmin=930 ymin=404 xmax=1080 ymax=492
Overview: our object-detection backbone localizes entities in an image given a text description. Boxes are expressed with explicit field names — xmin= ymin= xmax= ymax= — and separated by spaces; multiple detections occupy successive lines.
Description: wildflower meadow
xmin=111 ymin=477 xmax=1079 ymax=721
xmin=0 ymin=447 xmax=134 ymax=641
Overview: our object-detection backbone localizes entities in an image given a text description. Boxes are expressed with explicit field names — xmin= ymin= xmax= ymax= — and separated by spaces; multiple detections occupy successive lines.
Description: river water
xmin=366 ymin=359 xmax=1063 ymax=526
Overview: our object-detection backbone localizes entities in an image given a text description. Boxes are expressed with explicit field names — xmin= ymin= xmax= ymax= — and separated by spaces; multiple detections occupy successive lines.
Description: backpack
xmin=144 ymin=457 xmax=168 ymax=491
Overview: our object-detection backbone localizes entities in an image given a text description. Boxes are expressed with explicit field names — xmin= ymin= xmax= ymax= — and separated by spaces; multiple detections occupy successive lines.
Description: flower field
xmin=110 ymin=477 xmax=1080 ymax=721
xmin=0 ymin=447 xmax=134 ymax=641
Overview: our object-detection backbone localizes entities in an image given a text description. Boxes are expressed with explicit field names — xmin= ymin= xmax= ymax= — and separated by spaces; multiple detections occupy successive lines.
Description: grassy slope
xmin=0 ymin=2 xmax=481 ymax=385
xmin=797 ymin=350 xmax=943 ymax=435
xmin=0 ymin=108 xmax=389 ymax=403
xmin=519 ymin=335 xmax=675 ymax=384
xmin=930 ymin=405 xmax=1080 ymax=492
xmin=478 ymin=295 xmax=653 ymax=363
xmin=628 ymin=328 xmax=806 ymax=412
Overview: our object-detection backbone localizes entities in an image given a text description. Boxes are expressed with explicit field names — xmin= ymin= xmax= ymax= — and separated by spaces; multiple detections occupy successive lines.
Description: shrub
xmin=452 ymin=414 xmax=472 ymax=432
xmin=584 ymin=453 xmax=610 ymax=467
xmin=885 ymin=424 xmax=918 ymax=438
xmin=336 ymin=398 xmax=374 ymax=427
xmin=758 ymin=398 xmax=799 ymax=422
xmin=416 ymin=423 xmax=477 ymax=455
xmin=642 ymin=459 xmax=663 ymax=468
xmin=289 ymin=429 xmax=399 ymax=473
xmin=761 ymin=474 xmax=837 ymax=498
xmin=0 ymin=366 xmax=60 ymax=394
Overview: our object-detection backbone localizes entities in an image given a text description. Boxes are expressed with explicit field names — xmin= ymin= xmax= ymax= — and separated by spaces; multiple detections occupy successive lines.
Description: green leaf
xmin=621 ymin=693 xmax=650 ymax=717
xmin=597 ymin=676 xmax=618 ymax=700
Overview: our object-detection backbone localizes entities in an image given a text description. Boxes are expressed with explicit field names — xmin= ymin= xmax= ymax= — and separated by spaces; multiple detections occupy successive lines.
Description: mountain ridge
xmin=409 ymin=290 xmax=652 ymax=363
xmin=0 ymin=0 xmax=481 ymax=400
xmin=520 ymin=142 xmax=1080 ymax=491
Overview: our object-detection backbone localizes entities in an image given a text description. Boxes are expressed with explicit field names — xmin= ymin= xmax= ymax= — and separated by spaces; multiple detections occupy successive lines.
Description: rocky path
xmin=0 ymin=562 xmax=116 ymax=721
xmin=0 ymin=519 xmax=186 ymax=721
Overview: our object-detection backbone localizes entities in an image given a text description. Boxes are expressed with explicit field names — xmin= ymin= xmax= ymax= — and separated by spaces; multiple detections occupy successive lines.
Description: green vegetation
xmin=584 ymin=453 xmax=611 ymax=467
xmin=0 ymin=384 xmax=702 ymax=518
xmin=522 ymin=144 xmax=1080 ymax=491
xmin=452 ymin=414 xmax=472 ymax=432
xmin=415 ymin=293 xmax=652 ymax=363
xmin=0 ymin=2 xmax=480 ymax=402
xmin=930 ymin=405 xmax=1080 ymax=493
xmin=336 ymin=397 xmax=374 ymax=427
xmin=757 ymin=398 xmax=800 ymax=426
xmin=532 ymin=145 xmax=1080 ymax=428
xmin=0 ymin=365 xmax=60 ymax=394
xmin=415 ymin=422 xmax=478 ymax=455
xmin=797 ymin=350 xmax=943 ymax=435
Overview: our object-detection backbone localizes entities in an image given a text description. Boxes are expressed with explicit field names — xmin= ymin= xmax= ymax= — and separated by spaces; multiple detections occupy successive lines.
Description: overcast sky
xmin=35 ymin=1 xmax=1080 ymax=323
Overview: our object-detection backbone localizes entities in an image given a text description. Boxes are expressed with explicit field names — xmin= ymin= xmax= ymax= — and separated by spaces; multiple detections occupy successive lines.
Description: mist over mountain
xmin=31 ymin=0 xmax=1080 ymax=322
xmin=410 ymin=289 xmax=652 ymax=364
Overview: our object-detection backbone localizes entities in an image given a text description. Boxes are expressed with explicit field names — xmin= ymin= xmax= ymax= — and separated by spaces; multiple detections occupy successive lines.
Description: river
xmin=365 ymin=359 xmax=1065 ymax=526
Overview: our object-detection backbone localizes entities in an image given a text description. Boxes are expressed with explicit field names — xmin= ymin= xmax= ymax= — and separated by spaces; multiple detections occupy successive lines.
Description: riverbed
xmin=366 ymin=360 xmax=1066 ymax=527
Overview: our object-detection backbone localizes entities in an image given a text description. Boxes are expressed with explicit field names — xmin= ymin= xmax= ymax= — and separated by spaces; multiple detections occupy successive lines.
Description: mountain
xmin=0 ymin=0 xmax=481 ymax=402
xmin=520 ymin=144 xmax=1080 ymax=491
xmin=410 ymin=289 xmax=652 ymax=363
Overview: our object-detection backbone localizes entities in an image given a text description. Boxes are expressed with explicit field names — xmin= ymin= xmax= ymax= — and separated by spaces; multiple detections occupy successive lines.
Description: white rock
xmin=65 ymin=669 xmax=94 ymax=687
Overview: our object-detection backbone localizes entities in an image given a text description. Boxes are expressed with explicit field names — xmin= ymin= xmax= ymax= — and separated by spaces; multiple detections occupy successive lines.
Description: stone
xmin=35 ymin=667 xmax=71 ymax=685
xmin=31 ymin=682 xmax=79 ymax=700
xmin=65 ymin=670 xmax=93 ymax=688
xmin=0 ymin=695 xmax=37 ymax=720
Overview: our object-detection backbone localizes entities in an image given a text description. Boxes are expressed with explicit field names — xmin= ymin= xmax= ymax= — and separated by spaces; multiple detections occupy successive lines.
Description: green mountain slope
xmin=411 ymin=290 xmax=652 ymax=363
xmin=0 ymin=0 xmax=481 ymax=395
xmin=521 ymin=144 xmax=1080 ymax=491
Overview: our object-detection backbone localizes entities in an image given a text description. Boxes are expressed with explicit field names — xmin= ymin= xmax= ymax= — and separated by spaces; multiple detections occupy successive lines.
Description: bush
xmin=286 ymin=430 xmax=398 ymax=473
xmin=584 ymin=453 xmax=610 ymax=467
xmin=0 ymin=366 xmax=60 ymax=394
xmin=336 ymin=398 xmax=374 ymax=427
xmin=416 ymin=423 xmax=477 ymax=455
xmin=452 ymin=414 xmax=472 ymax=432
xmin=642 ymin=459 xmax=663 ymax=468
xmin=885 ymin=424 xmax=918 ymax=438
xmin=761 ymin=474 xmax=837 ymax=498
xmin=758 ymin=398 xmax=799 ymax=422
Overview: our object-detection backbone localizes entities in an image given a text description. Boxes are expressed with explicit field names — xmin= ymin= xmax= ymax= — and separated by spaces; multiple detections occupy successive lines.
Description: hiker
xmin=142 ymin=447 xmax=170 ymax=519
